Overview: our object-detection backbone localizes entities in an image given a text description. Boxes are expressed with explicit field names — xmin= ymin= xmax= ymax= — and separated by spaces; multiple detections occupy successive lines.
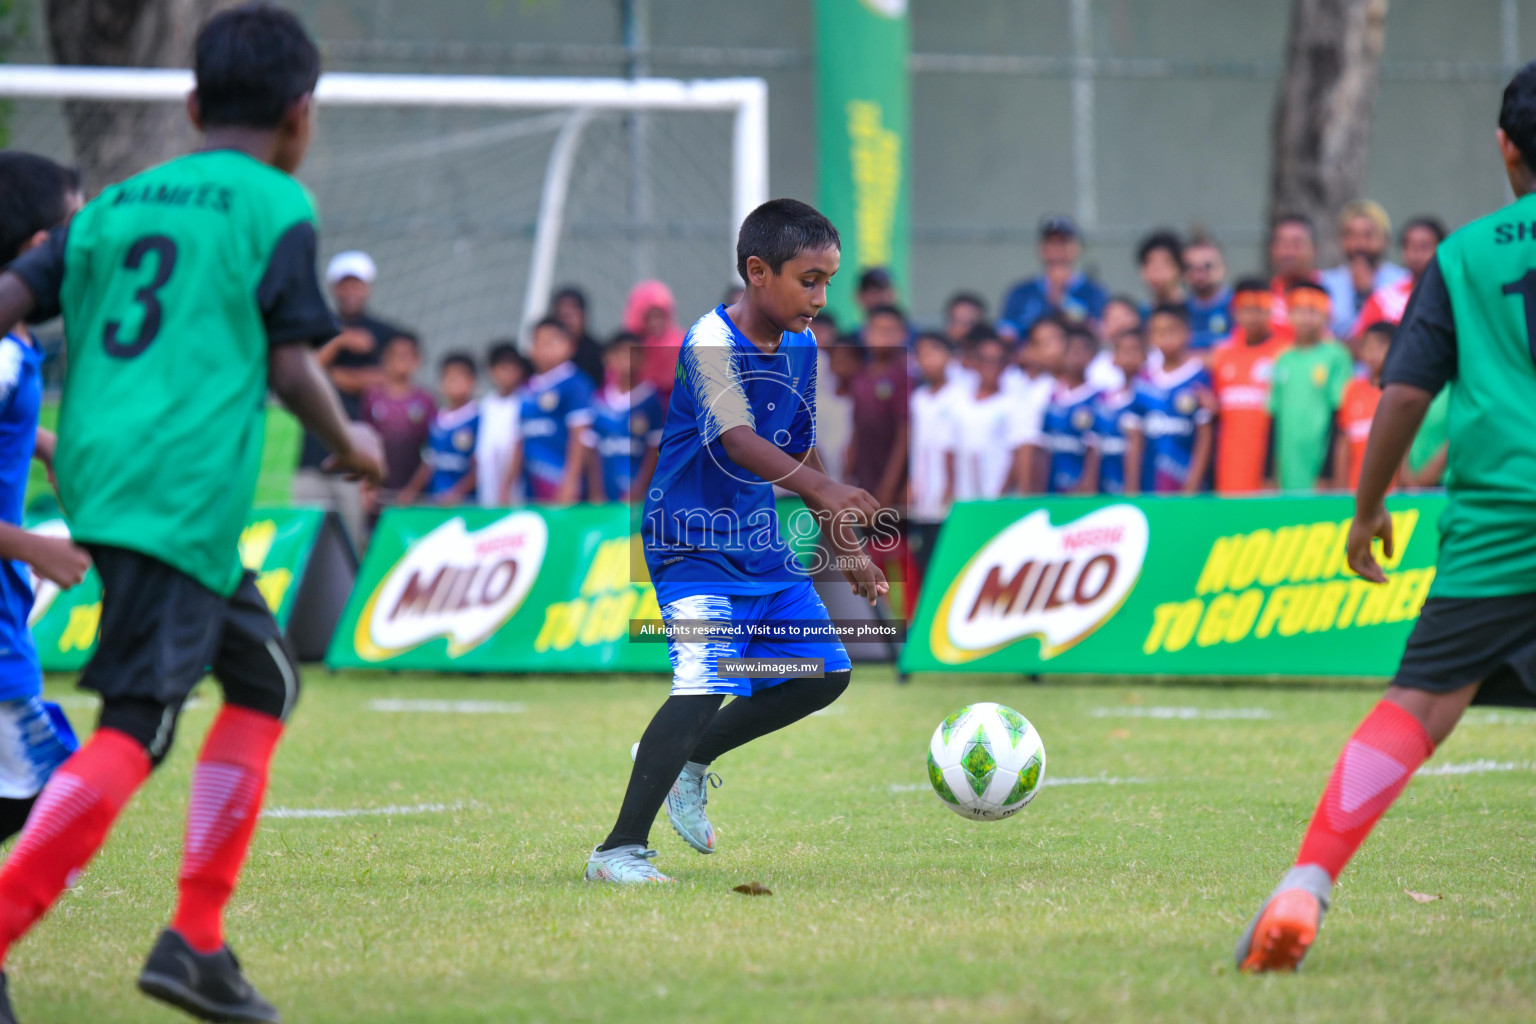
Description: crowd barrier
xmin=901 ymin=494 xmax=1441 ymax=678
xmin=32 ymin=495 xmax=1444 ymax=680
xmin=29 ymin=507 xmax=355 ymax=671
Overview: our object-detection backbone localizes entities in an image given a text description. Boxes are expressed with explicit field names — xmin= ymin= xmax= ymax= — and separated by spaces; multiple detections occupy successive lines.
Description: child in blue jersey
xmin=0 ymin=153 xmax=92 ymax=842
xmin=1037 ymin=324 xmax=1102 ymax=493
xmin=1123 ymin=304 xmax=1215 ymax=494
xmin=1087 ymin=328 xmax=1148 ymax=494
xmin=507 ymin=317 xmax=593 ymax=504
xmin=584 ymin=331 xmax=665 ymax=502
xmin=586 ymin=199 xmax=887 ymax=885
xmin=398 ymin=352 xmax=479 ymax=505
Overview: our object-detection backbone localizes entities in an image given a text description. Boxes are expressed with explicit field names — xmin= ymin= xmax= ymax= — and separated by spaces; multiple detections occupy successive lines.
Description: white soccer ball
xmin=927 ymin=702 xmax=1046 ymax=821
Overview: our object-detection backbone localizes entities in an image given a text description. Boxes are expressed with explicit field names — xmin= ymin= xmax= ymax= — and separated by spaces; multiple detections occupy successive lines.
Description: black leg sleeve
xmin=689 ymin=670 xmax=851 ymax=766
xmin=0 ymin=796 xmax=37 ymax=845
xmin=599 ymin=694 xmax=724 ymax=851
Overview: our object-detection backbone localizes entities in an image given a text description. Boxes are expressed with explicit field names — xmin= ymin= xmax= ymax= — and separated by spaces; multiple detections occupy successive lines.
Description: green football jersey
xmin=13 ymin=150 xmax=337 ymax=596
xmin=1382 ymin=191 xmax=1536 ymax=597
xmin=1268 ymin=340 xmax=1353 ymax=491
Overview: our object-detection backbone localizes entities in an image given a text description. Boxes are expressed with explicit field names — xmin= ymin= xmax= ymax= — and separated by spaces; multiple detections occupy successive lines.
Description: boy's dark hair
xmin=1148 ymin=302 xmax=1189 ymax=325
xmin=1361 ymin=320 xmax=1397 ymax=342
xmin=1287 ymin=280 xmax=1329 ymax=299
xmin=533 ymin=316 xmax=572 ymax=341
xmin=1028 ymin=314 xmax=1070 ymax=339
xmin=812 ymin=310 xmax=839 ymax=332
xmin=0 ymin=152 xmax=78 ymax=262
xmin=964 ymin=323 xmax=1001 ymax=346
xmin=441 ymin=351 xmax=477 ymax=376
xmin=604 ymin=330 xmax=641 ymax=352
xmin=866 ymin=303 xmax=906 ymax=326
xmin=1273 ymin=213 xmax=1316 ymax=240
xmin=1232 ymin=276 xmax=1270 ymax=295
xmin=1501 ymin=62 xmax=1536 ymax=173
xmin=914 ymin=331 xmax=952 ymax=351
xmin=735 ymin=198 xmax=840 ymax=283
xmin=945 ymin=291 xmax=988 ymax=315
xmin=1116 ymin=325 xmax=1148 ymax=345
xmin=857 ymin=266 xmax=892 ymax=293
xmin=383 ymin=331 xmax=420 ymax=353
xmin=487 ymin=339 xmax=521 ymax=366
xmin=195 ymin=2 xmax=321 ymax=129
xmin=551 ymin=285 xmax=587 ymax=311
xmin=1402 ymin=215 xmax=1448 ymax=244
xmin=1065 ymin=323 xmax=1098 ymax=349
xmin=1136 ymin=229 xmax=1184 ymax=270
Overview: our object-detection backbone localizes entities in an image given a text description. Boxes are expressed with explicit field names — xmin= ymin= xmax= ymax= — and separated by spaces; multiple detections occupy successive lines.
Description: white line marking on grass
xmin=1416 ymin=760 xmax=1531 ymax=777
xmin=1090 ymin=706 xmax=1272 ymax=720
xmin=887 ymin=774 xmax=1148 ymax=794
xmin=1041 ymin=774 xmax=1150 ymax=787
xmin=368 ymin=699 xmax=525 ymax=714
xmin=264 ymin=801 xmax=463 ymax=820
xmin=1461 ymin=711 xmax=1536 ymax=726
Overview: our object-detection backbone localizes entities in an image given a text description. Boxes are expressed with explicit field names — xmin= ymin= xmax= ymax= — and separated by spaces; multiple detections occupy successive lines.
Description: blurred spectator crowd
xmin=301 ymin=200 xmax=1452 ymax=569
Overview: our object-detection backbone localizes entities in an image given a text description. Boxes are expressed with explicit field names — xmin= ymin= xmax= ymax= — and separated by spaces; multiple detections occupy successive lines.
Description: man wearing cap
xmin=292 ymin=250 xmax=407 ymax=549
xmin=1319 ymin=199 xmax=1411 ymax=340
xmin=999 ymin=216 xmax=1110 ymax=339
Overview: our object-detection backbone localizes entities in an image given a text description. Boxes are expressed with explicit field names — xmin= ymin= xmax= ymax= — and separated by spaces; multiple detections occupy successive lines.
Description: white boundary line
xmin=368 ymin=699 xmax=526 ymax=714
xmin=1090 ymin=706 xmax=1272 ymax=720
xmin=1416 ymin=760 xmax=1530 ymax=777
xmin=264 ymin=801 xmax=463 ymax=820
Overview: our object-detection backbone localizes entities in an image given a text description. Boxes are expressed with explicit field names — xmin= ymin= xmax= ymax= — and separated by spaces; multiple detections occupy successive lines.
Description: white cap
xmin=326 ymin=250 xmax=377 ymax=286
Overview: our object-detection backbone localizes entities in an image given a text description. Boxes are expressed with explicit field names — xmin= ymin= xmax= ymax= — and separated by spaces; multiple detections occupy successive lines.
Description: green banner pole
xmin=814 ymin=0 xmax=911 ymax=322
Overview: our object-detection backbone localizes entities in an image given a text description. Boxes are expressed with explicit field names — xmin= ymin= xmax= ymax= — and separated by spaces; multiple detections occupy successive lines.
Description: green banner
xmin=901 ymin=495 xmax=1446 ymax=677
xmin=30 ymin=507 xmax=324 ymax=672
xmin=814 ymin=0 xmax=910 ymax=320
xmin=327 ymin=504 xmax=669 ymax=672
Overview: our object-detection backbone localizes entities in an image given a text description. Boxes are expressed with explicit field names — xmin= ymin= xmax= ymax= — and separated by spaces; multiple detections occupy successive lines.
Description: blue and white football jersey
xmin=1124 ymin=360 xmax=1213 ymax=493
xmin=1088 ymin=386 xmax=1136 ymax=495
xmin=424 ymin=401 xmax=479 ymax=496
xmin=520 ymin=362 xmax=594 ymax=501
xmin=1040 ymin=380 xmax=1101 ymax=493
xmin=589 ymin=381 xmax=665 ymax=502
xmin=643 ymin=305 xmax=818 ymax=606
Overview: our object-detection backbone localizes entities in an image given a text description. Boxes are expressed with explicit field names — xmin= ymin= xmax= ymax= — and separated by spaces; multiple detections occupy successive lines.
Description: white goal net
xmin=0 ymin=67 xmax=768 ymax=360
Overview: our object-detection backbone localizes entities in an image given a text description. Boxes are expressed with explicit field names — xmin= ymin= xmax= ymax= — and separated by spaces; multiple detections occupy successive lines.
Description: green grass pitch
xmin=13 ymin=668 xmax=1536 ymax=1023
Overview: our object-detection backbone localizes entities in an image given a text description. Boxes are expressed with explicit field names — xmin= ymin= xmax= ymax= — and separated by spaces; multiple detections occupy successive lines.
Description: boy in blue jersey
xmin=586 ymin=199 xmax=887 ymax=884
xmin=1122 ymin=304 xmax=1214 ymax=494
xmin=0 ymin=153 xmax=92 ymax=844
xmin=1087 ymin=328 xmax=1148 ymax=494
xmin=1036 ymin=324 xmax=1102 ymax=493
xmin=584 ymin=332 xmax=665 ymax=502
xmin=398 ymin=352 xmax=479 ymax=505
xmin=506 ymin=317 xmax=593 ymax=504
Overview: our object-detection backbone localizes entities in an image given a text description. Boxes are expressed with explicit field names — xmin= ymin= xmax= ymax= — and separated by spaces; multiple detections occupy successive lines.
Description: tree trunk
xmin=1268 ymin=0 xmax=1389 ymax=269
xmin=47 ymin=0 xmax=233 ymax=195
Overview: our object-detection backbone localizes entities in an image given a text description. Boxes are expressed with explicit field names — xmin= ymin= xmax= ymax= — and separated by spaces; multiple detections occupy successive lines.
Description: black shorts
xmin=1392 ymin=594 xmax=1536 ymax=709
xmin=78 ymin=545 xmax=299 ymax=720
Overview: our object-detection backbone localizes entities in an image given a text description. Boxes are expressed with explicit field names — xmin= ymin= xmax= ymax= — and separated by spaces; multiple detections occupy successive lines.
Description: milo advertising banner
xmin=31 ymin=507 xmax=334 ymax=671
xmin=903 ymin=495 xmax=1446 ymax=677
xmin=327 ymin=505 xmax=672 ymax=672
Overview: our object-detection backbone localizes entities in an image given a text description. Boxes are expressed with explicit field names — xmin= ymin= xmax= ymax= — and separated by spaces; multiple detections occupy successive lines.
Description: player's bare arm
xmin=1183 ymin=419 xmax=1213 ymax=495
xmin=268 ymin=344 xmax=384 ymax=484
xmin=793 ymin=447 xmax=888 ymax=604
xmin=720 ymin=424 xmax=879 ymax=524
xmin=1122 ymin=426 xmax=1145 ymax=495
xmin=0 ymin=273 xmax=38 ymax=341
xmin=0 ymin=523 xmax=90 ymax=588
xmin=1346 ymin=382 xmax=1433 ymax=584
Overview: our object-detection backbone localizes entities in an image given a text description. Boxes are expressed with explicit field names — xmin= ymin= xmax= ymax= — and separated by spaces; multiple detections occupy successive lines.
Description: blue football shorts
xmin=660 ymin=581 xmax=852 ymax=697
xmin=0 ymin=696 xmax=78 ymax=800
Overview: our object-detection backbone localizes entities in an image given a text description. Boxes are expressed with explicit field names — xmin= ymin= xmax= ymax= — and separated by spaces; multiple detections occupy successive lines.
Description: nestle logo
xmin=474 ymin=535 xmax=525 ymax=556
xmin=1062 ymin=526 xmax=1124 ymax=551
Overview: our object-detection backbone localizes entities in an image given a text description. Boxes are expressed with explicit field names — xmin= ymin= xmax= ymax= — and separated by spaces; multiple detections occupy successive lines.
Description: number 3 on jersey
xmin=104 ymin=234 xmax=178 ymax=358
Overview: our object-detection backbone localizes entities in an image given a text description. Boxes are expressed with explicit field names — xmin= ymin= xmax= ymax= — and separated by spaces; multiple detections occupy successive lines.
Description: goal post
xmin=0 ymin=65 xmax=769 ymax=350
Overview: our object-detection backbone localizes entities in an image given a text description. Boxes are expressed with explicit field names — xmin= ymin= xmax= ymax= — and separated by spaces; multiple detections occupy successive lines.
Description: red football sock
xmin=1296 ymin=699 xmax=1435 ymax=881
xmin=171 ymin=706 xmax=284 ymax=954
xmin=0 ymin=729 xmax=151 ymax=965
